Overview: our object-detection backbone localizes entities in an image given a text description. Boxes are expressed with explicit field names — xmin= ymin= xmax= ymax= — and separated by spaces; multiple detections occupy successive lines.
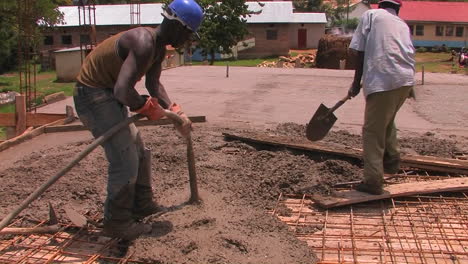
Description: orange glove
xmin=134 ymin=97 xmax=165 ymax=120
xmin=169 ymin=102 xmax=192 ymax=137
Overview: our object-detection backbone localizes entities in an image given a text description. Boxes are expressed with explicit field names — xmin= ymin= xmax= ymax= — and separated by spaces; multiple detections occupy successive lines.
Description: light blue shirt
xmin=350 ymin=8 xmax=415 ymax=97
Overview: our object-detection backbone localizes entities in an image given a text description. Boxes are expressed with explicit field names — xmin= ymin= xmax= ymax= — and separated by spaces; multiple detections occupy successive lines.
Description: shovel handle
xmin=327 ymin=94 xmax=352 ymax=115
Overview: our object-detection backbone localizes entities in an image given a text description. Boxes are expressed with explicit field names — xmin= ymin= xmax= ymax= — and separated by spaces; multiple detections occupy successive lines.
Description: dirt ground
xmin=1 ymin=67 xmax=467 ymax=263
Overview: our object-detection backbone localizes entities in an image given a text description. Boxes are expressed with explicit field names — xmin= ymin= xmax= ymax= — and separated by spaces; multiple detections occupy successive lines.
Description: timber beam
xmin=223 ymin=132 xmax=468 ymax=175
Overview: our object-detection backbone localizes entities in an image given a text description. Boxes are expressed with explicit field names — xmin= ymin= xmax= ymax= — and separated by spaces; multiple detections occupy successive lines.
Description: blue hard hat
xmin=165 ymin=0 xmax=204 ymax=32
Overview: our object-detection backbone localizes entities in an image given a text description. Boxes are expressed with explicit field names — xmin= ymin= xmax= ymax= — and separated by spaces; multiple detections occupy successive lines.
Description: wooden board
xmin=0 ymin=117 xmax=75 ymax=152
xmin=0 ymin=113 xmax=68 ymax=127
xmin=312 ymin=177 xmax=468 ymax=208
xmin=222 ymin=132 xmax=468 ymax=175
xmin=44 ymin=116 xmax=207 ymax=133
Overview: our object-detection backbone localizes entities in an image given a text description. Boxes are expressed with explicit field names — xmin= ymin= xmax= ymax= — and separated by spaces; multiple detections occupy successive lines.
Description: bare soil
xmin=1 ymin=121 xmax=466 ymax=263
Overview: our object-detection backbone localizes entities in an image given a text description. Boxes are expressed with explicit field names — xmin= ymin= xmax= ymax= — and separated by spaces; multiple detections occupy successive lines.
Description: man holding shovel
xmin=348 ymin=0 xmax=415 ymax=195
xmin=73 ymin=0 xmax=203 ymax=240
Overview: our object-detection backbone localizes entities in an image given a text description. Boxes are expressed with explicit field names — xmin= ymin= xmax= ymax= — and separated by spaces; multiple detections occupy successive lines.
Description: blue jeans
xmin=73 ymin=83 xmax=144 ymax=221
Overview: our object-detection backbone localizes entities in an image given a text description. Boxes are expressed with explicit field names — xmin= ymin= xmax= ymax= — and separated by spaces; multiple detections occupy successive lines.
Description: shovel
xmin=306 ymin=94 xmax=351 ymax=141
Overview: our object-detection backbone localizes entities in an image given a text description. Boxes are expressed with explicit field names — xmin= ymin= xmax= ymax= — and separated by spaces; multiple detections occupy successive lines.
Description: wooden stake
xmin=15 ymin=95 xmax=26 ymax=136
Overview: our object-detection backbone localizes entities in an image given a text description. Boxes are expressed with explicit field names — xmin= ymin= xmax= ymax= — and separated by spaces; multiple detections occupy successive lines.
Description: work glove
xmin=134 ymin=96 xmax=165 ymax=121
xmin=169 ymin=102 xmax=192 ymax=138
xmin=348 ymin=81 xmax=361 ymax=98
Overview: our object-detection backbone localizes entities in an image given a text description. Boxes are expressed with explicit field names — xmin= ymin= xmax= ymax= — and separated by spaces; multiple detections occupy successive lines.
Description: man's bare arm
xmin=349 ymin=49 xmax=365 ymax=97
xmin=113 ymin=29 xmax=154 ymax=110
xmin=146 ymin=62 xmax=171 ymax=109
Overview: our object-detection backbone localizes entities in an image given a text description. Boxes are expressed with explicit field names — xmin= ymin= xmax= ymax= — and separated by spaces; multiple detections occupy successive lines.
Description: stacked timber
xmin=257 ymin=52 xmax=316 ymax=68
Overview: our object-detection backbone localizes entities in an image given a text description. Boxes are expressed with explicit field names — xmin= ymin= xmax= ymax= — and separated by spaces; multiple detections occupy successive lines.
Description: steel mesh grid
xmin=0 ymin=224 xmax=147 ymax=263
xmin=273 ymin=193 xmax=468 ymax=264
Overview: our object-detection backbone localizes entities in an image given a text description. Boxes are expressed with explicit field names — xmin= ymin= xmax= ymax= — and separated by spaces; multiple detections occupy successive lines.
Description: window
xmin=266 ymin=29 xmax=278 ymax=40
xmin=80 ymin=34 xmax=90 ymax=44
xmin=435 ymin=26 xmax=444 ymax=36
xmin=44 ymin=35 xmax=53 ymax=45
xmin=445 ymin=26 xmax=454 ymax=36
xmin=415 ymin=25 xmax=424 ymax=36
xmin=62 ymin=35 xmax=72 ymax=45
xmin=456 ymin=26 xmax=464 ymax=37
xmin=408 ymin=25 xmax=414 ymax=35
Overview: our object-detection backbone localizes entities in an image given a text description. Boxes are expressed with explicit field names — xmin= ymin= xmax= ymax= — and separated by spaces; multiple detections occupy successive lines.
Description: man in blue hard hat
xmin=348 ymin=0 xmax=415 ymax=195
xmin=73 ymin=0 xmax=204 ymax=240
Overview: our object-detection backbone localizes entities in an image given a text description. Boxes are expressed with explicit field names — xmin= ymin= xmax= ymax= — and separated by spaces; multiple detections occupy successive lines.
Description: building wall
xmin=41 ymin=22 xmax=325 ymax=60
xmin=289 ymin=23 xmax=325 ymax=49
xmin=238 ymin=24 xmax=291 ymax=58
xmin=348 ymin=3 xmax=370 ymax=20
xmin=40 ymin=25 xmax=146 ymax=52
xmin=55 ymin=50 xmax=82 ymax=82
xmin=408 ymin=23 xmax=468 ymax=48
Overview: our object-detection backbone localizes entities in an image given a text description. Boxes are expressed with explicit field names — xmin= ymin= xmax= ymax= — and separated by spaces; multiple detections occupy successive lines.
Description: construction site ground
xmin=0 ymin=66 xmax=467 ymax=263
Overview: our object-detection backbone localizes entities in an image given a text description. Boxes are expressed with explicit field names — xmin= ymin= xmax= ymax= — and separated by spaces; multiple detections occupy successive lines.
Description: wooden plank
xmin=26 ymin=113 xmax=68 ymax=127
xmin=15 ymin=95 xmax=26 ymax=136
xmin=0 ymin=225 xmax=61 ymax=235
xmin=0 ymin=113 xmax=68 ymax=127
xmin=222 ymin=132 xmax=468 ymax=175
xmin=44 ymin=115 xmax=207 ymax=133
xmin=312 ymin=177 xmax=468 ymax=208
xmin=0 ymin=116 xmax=75 ymax=152
xmin=0 ymin=113 xmax=15 ymax=126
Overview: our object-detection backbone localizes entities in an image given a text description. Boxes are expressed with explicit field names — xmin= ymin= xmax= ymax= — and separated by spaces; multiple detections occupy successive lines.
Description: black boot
xmin=103 ymin=184 xmax=152 ymax=240
xmin=383 ymin=153 xmax=400 ymax=174
xmin=354 ymin=182 xmax=384 ymax=195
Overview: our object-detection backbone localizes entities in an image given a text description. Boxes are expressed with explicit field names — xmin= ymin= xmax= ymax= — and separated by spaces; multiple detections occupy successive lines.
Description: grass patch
xmin=0 ymin=68 xmax=74 ymax=140
xmin=415 ymin=52 xmax=461 ymax=73
xmin=0 ymin=69 xmax=75 ymax=99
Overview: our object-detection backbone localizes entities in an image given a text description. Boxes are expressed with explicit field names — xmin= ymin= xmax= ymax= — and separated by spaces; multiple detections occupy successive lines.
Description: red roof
xmin=371 ymin=1 xmax=468 ymax=23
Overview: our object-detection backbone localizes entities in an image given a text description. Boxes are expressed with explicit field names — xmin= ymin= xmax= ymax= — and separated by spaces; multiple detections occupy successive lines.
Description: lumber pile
xmin=257 ymin=52 xmax=316 ymax=68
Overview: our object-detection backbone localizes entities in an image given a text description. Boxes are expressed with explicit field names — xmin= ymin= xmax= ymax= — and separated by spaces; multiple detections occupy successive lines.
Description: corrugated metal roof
xmin=370 ymin=1 xmax=468 ymax=23
xmin=57 ymin=2 xmax=326 ymax=27
xmin=246 ymin=2 xmax=326 ymax=23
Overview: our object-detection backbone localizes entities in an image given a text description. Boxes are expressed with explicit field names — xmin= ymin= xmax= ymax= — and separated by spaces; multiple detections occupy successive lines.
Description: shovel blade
xmin=64 ymin=206 xmax=87 ymax=227
xmin=306 ymin=103 xmax=337 ymax=141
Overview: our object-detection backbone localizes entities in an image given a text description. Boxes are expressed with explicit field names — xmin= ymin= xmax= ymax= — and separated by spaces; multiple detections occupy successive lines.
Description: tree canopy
xmin=195 ymin=0 xmax=263 ymax=64
xmin=0 ymin=0 xmax=64 ymax=74
xmin=161 ymin=0 xmax=261 ymax=64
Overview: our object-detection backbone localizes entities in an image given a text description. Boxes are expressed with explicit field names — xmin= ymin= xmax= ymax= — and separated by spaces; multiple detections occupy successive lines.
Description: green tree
xmin=196 ymin=0 xmax=262 ymax=64
xmin=0 ymin=0 xmax=64 ymax=74
xmin=162 ymin=0 xmax=261 ymax=65
xmin=293 ymin=0 xmax=324 ymax=12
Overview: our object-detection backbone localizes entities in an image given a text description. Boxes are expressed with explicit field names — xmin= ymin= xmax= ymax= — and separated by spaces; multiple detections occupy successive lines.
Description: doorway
xmin=298 ymin=29 xmax=307 ymax=49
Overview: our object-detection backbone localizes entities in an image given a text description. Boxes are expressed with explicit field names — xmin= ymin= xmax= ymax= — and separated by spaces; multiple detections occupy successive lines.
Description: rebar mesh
xmin=273 ymin=193 xmax=468 ymax=264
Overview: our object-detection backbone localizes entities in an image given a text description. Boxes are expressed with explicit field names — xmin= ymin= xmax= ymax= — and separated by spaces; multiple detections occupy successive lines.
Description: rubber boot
xmin=133 ymin=148 xmax=166 ymax=219
xmin=103 ymin=184 xmax=152 ymax=240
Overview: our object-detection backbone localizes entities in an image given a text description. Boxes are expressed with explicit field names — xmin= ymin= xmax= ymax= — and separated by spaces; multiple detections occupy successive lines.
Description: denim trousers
xmin=73 ymin=83 xmax=144 ymax=221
